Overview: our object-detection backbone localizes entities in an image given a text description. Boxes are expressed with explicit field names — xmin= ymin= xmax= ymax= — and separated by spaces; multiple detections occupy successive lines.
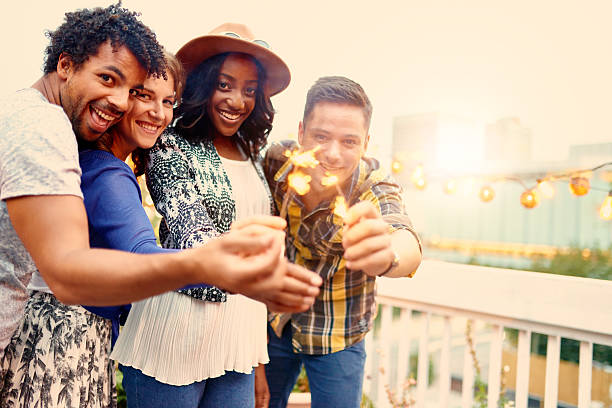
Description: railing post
xmin=543 ymin=335 xmax=560 ymax=408
xmin=415 ymin=312 xmax=430 ymax=407
xmin=487 ymin=324 xmax=504 ymax=407
xmin=395 ymin=308 xmax=413 ymax=398
xmin=515 ymin=329 xmax=532 ymax=408
xmin=363 ymin=330 xmax=376 ymax=399
xmin=461 ymin=319 xmax=475 ymax=408
xmin=577 ymin=341 xmax=593 ymax=408
xmin=439 ymin=316 xmax=452 ymax=407
xmin=376 ymin=304 xmax=393 ymax=408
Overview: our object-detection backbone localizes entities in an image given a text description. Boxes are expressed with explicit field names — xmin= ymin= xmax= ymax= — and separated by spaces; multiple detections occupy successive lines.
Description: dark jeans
xmin=121 ymin=365 xmax=254 ymax=408
xmin=265 ymin=324 xmax=366 ymax=408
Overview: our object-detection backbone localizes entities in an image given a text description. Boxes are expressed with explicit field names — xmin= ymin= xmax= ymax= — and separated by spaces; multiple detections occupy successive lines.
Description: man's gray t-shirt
xmin=0 ymin=88 xmax=82 ymax=357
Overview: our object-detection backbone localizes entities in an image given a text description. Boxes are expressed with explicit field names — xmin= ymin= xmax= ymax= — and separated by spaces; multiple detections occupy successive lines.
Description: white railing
xmin=364 ymin=260 xmax=612 ymax=408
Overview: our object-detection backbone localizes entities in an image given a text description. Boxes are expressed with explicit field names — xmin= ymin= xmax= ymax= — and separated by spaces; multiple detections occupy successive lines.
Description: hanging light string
xmin=391 ymin=158 xmax=612 ymax=217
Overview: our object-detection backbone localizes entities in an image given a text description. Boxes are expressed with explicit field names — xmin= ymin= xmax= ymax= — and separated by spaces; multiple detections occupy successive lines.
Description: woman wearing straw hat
xmin=110 ymin=23 xmax=293 ymax=407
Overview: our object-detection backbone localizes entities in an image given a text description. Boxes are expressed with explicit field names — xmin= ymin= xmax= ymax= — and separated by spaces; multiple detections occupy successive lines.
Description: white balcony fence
xmin=364 ymin=260 xmax=612 ymax=408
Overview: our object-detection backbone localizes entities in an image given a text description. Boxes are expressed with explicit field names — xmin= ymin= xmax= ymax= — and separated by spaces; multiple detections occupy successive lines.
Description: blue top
xmin=79 ymin=149 xmax=208 ymax=345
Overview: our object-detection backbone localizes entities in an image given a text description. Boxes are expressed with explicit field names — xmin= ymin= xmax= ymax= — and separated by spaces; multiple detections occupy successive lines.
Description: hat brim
xmin=176 ymin=35 xmax=291 ymax=96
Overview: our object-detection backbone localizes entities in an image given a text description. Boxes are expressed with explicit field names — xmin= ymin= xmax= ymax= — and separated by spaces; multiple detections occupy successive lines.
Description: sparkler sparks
xmin=333 ymin=196 xmax=348 ymax=219
xmin=284 ymin=146 xmax=320 ymax=169
xmin=288 ymin=171 xmax=312 ymax=196
xmin=321 ymin=173 xmax=339 ymax=187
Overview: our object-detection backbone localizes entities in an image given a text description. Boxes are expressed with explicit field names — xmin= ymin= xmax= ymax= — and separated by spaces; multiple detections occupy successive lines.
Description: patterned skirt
xmin=0 ymin=291 xmax=116 ymax=408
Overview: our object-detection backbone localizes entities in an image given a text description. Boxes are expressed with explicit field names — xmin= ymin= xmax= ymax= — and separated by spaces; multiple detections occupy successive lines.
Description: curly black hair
xmin=43 ymin=2 xmax=166 ymax=79
xmin=175 ymin=52 xmax=274 ymax=161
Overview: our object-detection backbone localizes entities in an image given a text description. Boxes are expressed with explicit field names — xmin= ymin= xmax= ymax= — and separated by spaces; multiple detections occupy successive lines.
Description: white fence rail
xmin=365 ymin=260 xmax=612 ymax=408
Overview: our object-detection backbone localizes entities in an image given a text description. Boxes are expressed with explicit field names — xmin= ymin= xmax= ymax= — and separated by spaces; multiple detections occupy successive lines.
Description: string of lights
xmin=391 ymin=158 xmax=612 ymax=220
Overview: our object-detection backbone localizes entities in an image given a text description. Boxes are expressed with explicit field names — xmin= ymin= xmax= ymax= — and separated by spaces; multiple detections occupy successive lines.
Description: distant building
xmin=392 ymin=112 xmax=482 ymax=183
xmin=484 ymin=117 xmax=532 ymax=163
xmin=569 ymin=142 xmax=612 ymax=168
xmin=392 ymin=112 xmax=439 ymax=166
xmin=391 ymin=113 xmax=612 ymax=268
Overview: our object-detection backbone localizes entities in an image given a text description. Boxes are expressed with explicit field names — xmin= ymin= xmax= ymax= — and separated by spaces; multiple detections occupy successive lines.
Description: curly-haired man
xmin=0 ymin=4 xmax=321 ymax=406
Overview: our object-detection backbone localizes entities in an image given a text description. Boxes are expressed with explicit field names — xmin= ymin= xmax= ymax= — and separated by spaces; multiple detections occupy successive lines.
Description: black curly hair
xmin=175 ymin=52 xmax=274 ymax=160
xmin=43 ymin=2 xmax=166 ymax=79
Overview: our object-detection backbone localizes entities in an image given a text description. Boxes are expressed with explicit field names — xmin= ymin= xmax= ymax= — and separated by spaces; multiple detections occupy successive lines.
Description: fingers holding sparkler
xmin=342 ymin=201 xmax=395 ymax=276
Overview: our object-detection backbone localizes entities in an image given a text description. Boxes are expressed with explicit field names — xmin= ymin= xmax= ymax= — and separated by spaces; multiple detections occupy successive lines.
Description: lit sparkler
xmin=288 ymin=171 xmax=312 ymax=196
xmin=321 ymin=173 xmax=339 ymax=186
xmin=333 ymin=196 xmax=348 ymax=219
xmin=279 ymin=147 xmax=321 ymax=219
xmin=284 ymin=146 xmax=320 ymax=168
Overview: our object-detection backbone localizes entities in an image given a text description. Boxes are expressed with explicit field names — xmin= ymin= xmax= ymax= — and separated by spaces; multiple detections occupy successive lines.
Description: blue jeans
xmin=121 ymin=365 xmax=254 ymax=408
xmin=265 ymin=324 xmax=366 ymax=408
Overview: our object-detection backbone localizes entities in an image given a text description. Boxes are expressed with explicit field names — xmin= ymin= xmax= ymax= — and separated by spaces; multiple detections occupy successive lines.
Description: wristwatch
xmin=378 ymin=251 xmax=400 ymax=277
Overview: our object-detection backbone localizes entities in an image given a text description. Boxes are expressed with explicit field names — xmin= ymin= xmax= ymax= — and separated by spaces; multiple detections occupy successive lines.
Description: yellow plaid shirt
xmin=263 ymin=141 xmax=421 ymax=355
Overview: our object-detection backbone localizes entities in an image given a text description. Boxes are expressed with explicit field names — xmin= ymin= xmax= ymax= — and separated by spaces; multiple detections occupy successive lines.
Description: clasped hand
xmin=225 ymin=215 xmax=322 ymax=312
xmin=342 ymin=201 xmax=396 ymax=277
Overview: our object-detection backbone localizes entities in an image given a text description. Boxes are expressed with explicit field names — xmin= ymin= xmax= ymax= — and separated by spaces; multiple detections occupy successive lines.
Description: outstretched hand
xmin=342 ymin=201 xmax=396 ymax=277
xmin=208 ymin=215 xmax=322 ymax=312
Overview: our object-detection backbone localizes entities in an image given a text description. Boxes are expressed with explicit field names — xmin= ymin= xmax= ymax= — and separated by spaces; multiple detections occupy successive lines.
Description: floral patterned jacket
xmin=145 ymin=127 xmax=274 ymax=302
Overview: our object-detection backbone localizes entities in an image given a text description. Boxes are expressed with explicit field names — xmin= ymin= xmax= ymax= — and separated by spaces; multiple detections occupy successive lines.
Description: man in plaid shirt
xmin=263 ymin=76 xmax=422 ymax=408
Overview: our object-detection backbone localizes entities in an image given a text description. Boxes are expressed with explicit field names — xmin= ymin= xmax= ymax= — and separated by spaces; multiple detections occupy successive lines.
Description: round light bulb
xmin=479 ymin=185 xmax=495 ymax=202
xmin=443 ymin=179 xmax=457 ymax=195
xmin=569 ymin=176 xmax=590 ymax=196
xmin=414 ymin=178 xmax=427 ymax=190
xmin=599 ymin=194 xmax=612 ymax=220
xmin=391 ymin=160 xmax=403 ymax=174
xmin=520 ymin=189 xmax=539 ymax=209
xmin=411 ymin=165 xmax=424 ymax=182
xmin=537 ymin=180 xmax=555 ymax=199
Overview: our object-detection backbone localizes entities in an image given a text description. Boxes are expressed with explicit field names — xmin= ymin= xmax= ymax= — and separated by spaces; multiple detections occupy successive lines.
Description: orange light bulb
xmin=520 ymin=189 xmax=539 ymax=209
xmin=479 ymin=185 xmax=495 ymax=202
xmin=569 ymin=176 xmax=590 ymax=196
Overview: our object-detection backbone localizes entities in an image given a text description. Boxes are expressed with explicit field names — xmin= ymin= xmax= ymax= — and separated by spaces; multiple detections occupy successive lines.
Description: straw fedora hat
xmin=176 ymin=23 xmax=291 ymax=96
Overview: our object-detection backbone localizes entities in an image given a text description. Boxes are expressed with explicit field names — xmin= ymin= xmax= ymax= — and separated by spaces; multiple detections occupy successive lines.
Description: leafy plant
xmin=116 ymin=367 xmax=126 ymax=408
xmin=291 ymin=366 xmax=310 ymax=393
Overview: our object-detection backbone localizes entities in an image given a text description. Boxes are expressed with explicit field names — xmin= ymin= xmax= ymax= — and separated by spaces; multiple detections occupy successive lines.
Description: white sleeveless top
xmin=111 ymin=155 xmax=270 ymax=386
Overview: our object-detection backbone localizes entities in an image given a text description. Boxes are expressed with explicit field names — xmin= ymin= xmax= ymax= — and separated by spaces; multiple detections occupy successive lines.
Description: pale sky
xmin=2 ymin=0 xmax=611 ymax=165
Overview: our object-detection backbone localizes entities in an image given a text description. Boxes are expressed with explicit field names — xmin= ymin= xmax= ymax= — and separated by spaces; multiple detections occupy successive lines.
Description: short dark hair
xmin=303 ymin=76 xmax=372 ymax=129
xmin=43 ymin=2 xmax=166 ymax=78
xmin=175 ymin=52 xmax=274 ymax=160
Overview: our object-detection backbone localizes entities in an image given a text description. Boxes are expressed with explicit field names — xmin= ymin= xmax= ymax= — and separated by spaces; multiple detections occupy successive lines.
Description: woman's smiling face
xmin=207 ymin=53 xmax=259 ymax=138
xmin=117 ymin=73 xmax=176 ymax=151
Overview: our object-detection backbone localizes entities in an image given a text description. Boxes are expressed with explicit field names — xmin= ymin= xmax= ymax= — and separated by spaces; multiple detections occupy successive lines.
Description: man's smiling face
xmin=298 ymin=101 xmax=370 ymax=199
xmin=59 ymin=41 xmax=147 ymax=142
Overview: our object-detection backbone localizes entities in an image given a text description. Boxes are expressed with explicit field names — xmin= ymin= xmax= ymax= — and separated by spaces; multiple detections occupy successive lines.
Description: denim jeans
xmin=265 ymin=324 xmax=366 ymax=408
xmin=120 ymin=365 xmax=254 ymax=408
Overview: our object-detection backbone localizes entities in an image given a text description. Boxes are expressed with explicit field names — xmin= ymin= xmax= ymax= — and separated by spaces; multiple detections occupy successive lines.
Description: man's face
xmin=59 ymin=41 xmax=147 ymax=142
xmin=298 ymin=102 xmax=369 ymax=198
